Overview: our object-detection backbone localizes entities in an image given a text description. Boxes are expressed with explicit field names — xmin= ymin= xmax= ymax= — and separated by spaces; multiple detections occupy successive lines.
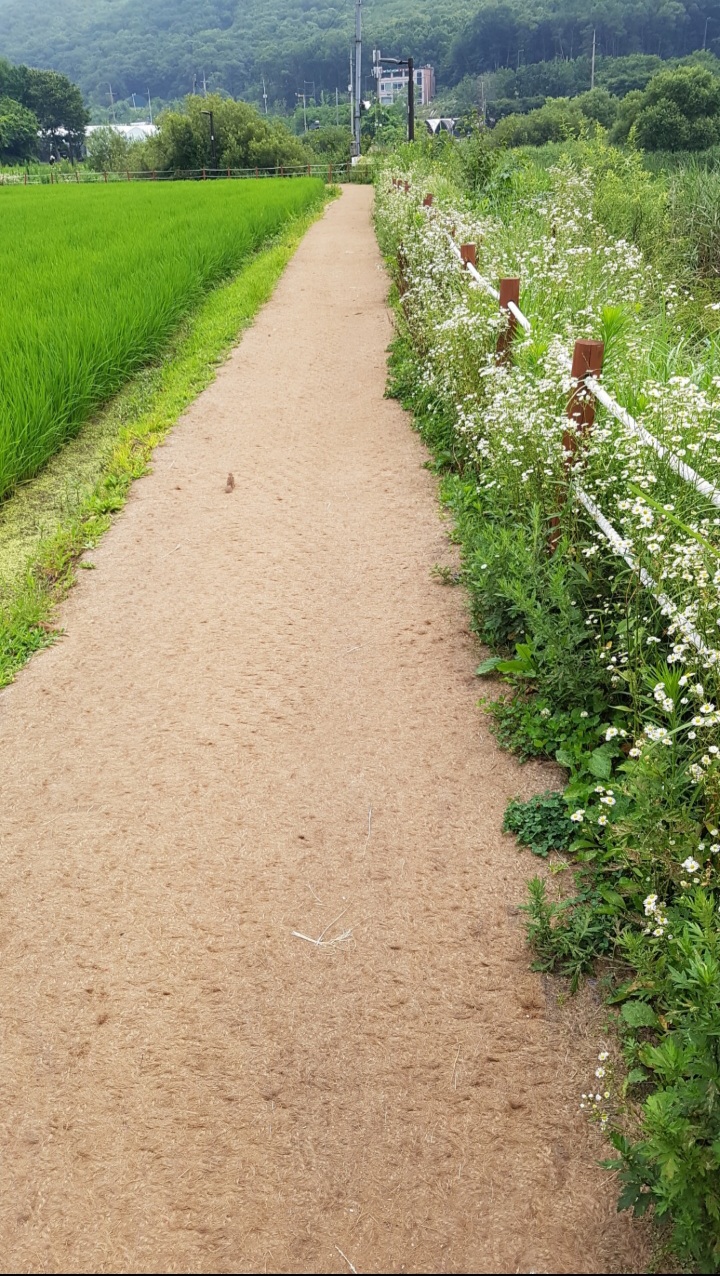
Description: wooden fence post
xmin=497 ymin=277 xmax=520 ymax=361
xmin=126 ymin=170 xmax=131 ymax=181
xmin=550 ymin=338 xmax=605 ymax=551
xmin=460 ymin=243 xmax=476 ymax=269
xmin=103 ymin=170 xmax=108 ymax=183
xmin=328 ymin=164 xmax=333 ymax=182
xmin=564 ymin=339 xmax=605 ymax=459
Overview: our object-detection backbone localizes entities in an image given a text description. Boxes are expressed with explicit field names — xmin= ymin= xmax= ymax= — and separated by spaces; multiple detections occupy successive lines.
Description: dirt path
xmin=0 ymin=188 xmax=643 ymax=1274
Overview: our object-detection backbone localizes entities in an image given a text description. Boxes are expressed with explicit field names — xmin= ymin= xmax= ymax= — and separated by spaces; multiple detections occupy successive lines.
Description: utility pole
xmin=108 ymin=83 xmax=117 ymax=124
xmin=147 ymin=89 xmax=153 ymax=124
xmin=349 ymin=52 xmax=355 ymax=149
xmin=203 ymin=71 xmax=208 ymax=97
xmin=201 ymin=109 xmax=217 ymax=171
xmin=336 ymin=86 xmax=339 ymax=126
xmin=296 ymin=92 xmax=308 ymax=132
xmin=591 ymin=28 xmax=596 ymax=89
xmin=262 ymin=75 xmax=268 ymax=114
xmin=353 ymin=0 xmax=362 ymax=158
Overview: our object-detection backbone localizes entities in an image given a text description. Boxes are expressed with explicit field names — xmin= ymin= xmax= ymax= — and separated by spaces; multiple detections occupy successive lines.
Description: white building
xmin=86 ymin=122 xmax=158 ymax=143
xmin=378 ymin=64 xmax=435 ymax=108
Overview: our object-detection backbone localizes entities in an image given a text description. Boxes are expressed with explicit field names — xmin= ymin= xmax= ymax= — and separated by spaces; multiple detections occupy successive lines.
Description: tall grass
xmin=0 ymin=178 xmax=324 ymax=499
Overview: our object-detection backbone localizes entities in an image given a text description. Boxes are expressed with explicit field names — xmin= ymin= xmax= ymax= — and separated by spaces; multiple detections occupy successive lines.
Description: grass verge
xmin=0 ymin=196 xmax=330 ymax=688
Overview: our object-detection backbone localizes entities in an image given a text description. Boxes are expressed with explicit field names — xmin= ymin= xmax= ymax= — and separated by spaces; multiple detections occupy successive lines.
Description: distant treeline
xmin=0 ymin=0 xmax=719 ymax=110
xmin=0 ymin=58 xmax=88 ymax=162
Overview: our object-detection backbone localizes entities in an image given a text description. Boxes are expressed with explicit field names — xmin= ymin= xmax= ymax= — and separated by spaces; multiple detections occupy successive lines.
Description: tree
xmin=0 ymin=95 xmax=38 ymax=161
xmin=632 ymin=65 xmax=720 ymax=150
xmin=147 ymin=94 xmax=307 ymax=171
xmin=22 ymin=69 xmax=89 ymax=153
xmin=85 ymin=126 xmax=133 ymax=172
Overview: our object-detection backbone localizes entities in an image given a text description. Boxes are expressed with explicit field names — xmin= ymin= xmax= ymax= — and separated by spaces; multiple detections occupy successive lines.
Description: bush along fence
xmin=0 ymin=162 xmax=357 ymax=187
xmin=378 ymin=165 xmax=720 ymax=1272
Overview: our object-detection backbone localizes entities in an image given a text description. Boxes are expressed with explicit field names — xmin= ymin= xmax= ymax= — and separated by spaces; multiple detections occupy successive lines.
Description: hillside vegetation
xmin=1 ymin=0 xmax=719 ymax=109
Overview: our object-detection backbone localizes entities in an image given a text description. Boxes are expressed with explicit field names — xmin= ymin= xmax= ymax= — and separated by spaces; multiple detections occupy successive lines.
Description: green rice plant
xmin=0 ymin=178 xmax=324 ymax=499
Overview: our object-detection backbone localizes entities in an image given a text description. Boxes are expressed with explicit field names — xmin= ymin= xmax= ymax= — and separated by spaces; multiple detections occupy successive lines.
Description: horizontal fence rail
xmin=0 ymin=162 xmax=354 ymax=187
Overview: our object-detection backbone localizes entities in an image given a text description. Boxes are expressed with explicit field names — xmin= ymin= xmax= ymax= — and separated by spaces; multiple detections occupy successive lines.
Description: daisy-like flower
xmin=682 ymin=857 xmax=700 ymax=874
xmin=570 ymin=809 xmax=585 ymax=823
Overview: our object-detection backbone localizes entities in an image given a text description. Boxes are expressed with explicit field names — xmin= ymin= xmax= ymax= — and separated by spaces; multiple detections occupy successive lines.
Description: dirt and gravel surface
xmin=0 ymin=187 xmax=645 ymax=1274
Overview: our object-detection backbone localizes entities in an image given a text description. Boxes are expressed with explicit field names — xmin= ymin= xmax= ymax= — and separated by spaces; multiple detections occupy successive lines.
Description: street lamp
xmin=373 ymin=52 xmax=415 ymax=142
xmin=201 ymin=109 xmax=217 ymax=172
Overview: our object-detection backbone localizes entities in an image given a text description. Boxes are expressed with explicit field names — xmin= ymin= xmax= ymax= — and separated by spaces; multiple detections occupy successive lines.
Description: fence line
xmin=440 ymin=209 xmax=720 ymax=505
xmin=574 ymin=482 xmax=712 ymax=658
xmin=399 ymin=182 xmax=720 ymax=635
xmin=0 ymin=162 xmax=352 ymax=188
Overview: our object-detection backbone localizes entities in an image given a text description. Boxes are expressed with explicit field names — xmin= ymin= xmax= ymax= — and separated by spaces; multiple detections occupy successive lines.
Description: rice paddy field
xmin=0 ymin=178 xmax=324 ymax=500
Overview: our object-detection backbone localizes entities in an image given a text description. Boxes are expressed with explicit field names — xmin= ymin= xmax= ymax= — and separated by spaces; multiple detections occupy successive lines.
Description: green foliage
xmin=633 ymin=65 xmax=720 ymax=152
xmin=85 ymin=126 xmax=136 ymax=173
xmin=0 ymin=58 xmax=88 ymax=151
xmin=2 ymin=0 xmax=720 ymax=113
xmin=668 ymin=164 xmax=720 ymax=278
xmin=147 ymin=95 xmax=308 ymax=171
xmin=0 ymin=178 xmax=324 ymax=499
xmin=491 ymin=98 xmax=594 ymax=148
xmin=522 ymin=877 xmax=616 ymax=991
xmin=503 ymin=790 xmax=574 ymax=858
xmin=606 ymin=892 xmax=720 ymax=1271
xmin=0 ymin=95 xmax=37 ymax=161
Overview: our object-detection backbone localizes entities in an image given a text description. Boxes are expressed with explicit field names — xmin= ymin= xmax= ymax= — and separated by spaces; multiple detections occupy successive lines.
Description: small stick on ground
xmin=452 ymin=1045 xmax=461 ymax=1090
xmin=335 ymin=1245 xmax=358 ymax=1274
xmin=292 ymin=905 xmax=352 ymax=947
xmin=362 ymin=806 xmax=372 ymax=854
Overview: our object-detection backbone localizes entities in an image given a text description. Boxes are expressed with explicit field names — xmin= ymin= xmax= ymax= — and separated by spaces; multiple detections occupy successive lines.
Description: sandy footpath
xmin=0 ymin=187 xmax=643 ymax=1273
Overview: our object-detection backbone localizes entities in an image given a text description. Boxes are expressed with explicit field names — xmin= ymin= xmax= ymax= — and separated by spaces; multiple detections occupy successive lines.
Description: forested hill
xmin=0 ymin=0 xmax=718 ymax=109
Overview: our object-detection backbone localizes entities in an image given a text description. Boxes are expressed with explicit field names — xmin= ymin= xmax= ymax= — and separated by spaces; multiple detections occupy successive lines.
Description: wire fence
xmin=397 ymin=182 xmax=718 ymax=655
xmin=0 ymin=162 xmax=361 ymax=188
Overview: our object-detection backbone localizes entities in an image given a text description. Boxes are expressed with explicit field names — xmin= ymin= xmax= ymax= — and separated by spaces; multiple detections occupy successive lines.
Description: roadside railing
xmin=393 ymin=179 xmax=719 ymax=657
xmin=0 ymin=162 xmax=354 ymax=187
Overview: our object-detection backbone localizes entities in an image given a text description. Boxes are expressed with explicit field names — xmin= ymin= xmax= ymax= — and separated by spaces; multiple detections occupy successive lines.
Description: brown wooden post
xmin=103 ymin=170 xmax=108 ymax=183
xmin=550 ymin=338 xmax=605 ymax=551
xmin=328 ymin=164 xmax=333 ymax=182
xmin=404 ymin=180 xmax=409 ymax=193
xmin=460 ymin=243 xmax=477 ymax=269
xmin=75 ymin=169 xmax=80 ymax=183
xmin=152 ymin=170 xmax=157 ymax=180
xmin=423 ymin=193 xmax=434 ymax=207
xmin=202 ymin=167 xmax=207 ymax=179
xmin=126 ymin=169 xmax=131 ymax=181
xmin=281 ymin=166 xmax=284 ymax=176
xmin=497 ymin=277 xmax=521 ymax=361
xmin=24 ymin=171 xmax=27 ymax=185
xmin=564 ymin=339 xmax=605 ymax=459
